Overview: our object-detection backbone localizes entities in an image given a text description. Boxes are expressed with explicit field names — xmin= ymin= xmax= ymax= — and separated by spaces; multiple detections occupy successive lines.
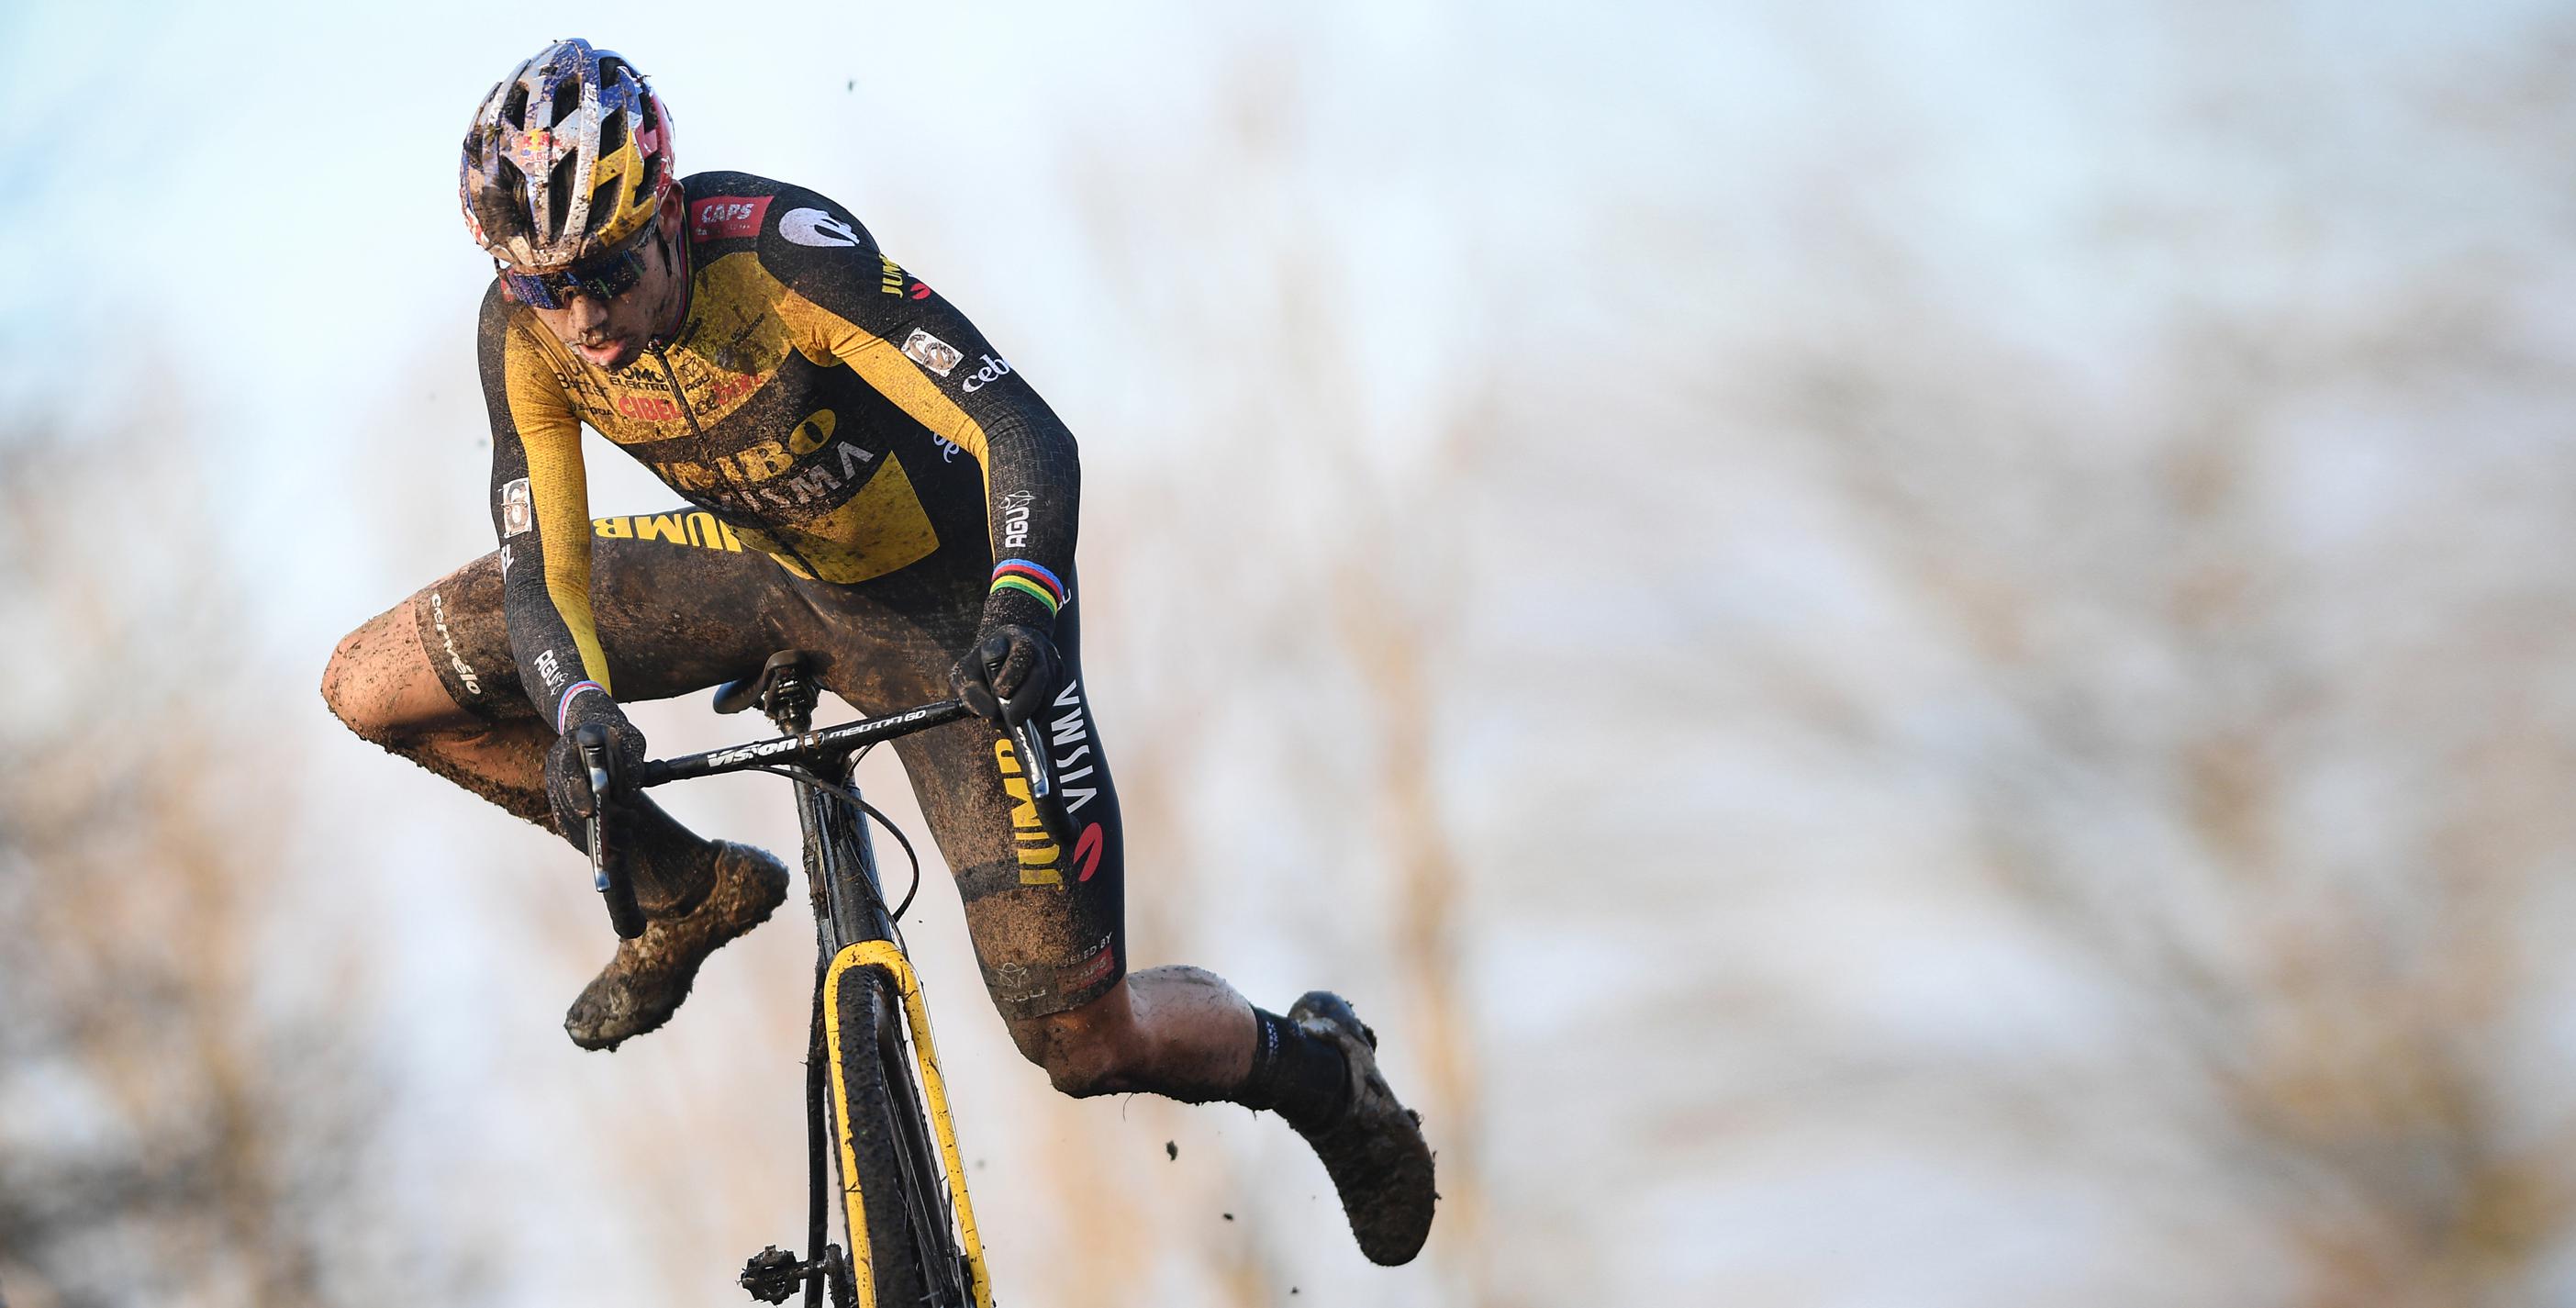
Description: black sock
xmin=1238 ymin=1008 xmax=1350 ymax=1129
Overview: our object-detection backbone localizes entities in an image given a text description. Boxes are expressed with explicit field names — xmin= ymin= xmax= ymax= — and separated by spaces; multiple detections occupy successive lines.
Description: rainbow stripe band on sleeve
xmin=990 ymin=559 xmax=1067 ymax=615
xmin=555 ymin=680 xmax=607 ymax=733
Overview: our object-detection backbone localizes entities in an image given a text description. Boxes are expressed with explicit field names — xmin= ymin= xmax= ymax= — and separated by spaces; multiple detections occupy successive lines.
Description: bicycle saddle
xmin=713 ymin=649 xmax=821 ymax=715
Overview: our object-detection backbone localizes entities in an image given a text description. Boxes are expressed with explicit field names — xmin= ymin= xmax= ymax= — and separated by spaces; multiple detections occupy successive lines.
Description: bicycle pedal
xmin=737 ymin=1245 xmax=806 ymax=1304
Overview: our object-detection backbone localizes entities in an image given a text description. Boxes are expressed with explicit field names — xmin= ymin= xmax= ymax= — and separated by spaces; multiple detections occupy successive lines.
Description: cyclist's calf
xmin=1002 ymin=966 xmax=1257 ymax=1103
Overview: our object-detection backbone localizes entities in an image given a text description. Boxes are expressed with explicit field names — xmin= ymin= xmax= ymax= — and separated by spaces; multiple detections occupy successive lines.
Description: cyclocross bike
xmin=576 ymin=648 xmax=1076 ymax=1308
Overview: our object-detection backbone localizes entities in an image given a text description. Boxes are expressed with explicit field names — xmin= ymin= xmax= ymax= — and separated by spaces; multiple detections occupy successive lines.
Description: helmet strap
xmin=652 ymin=194 xmax=694 ymax=348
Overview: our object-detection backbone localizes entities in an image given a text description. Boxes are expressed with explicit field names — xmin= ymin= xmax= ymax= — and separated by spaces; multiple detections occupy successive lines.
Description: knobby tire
xmin=829 ymin=962 xmax=967 ymax=1307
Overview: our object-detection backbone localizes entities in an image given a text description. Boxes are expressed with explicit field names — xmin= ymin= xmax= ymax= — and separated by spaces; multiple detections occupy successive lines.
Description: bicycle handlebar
xmin=579 ymin=698 xmax=1079 ymax=935
xmin=637 ymin=698 xmax=976 ymax=787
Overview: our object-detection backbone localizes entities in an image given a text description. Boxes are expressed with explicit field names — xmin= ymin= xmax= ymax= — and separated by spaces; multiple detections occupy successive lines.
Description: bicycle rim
xmin=825 ymin=962 xmax=965 ymax=1306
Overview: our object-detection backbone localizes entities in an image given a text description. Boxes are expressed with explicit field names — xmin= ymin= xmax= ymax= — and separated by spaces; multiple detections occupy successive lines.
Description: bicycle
xmin=576 ymin=648 xmax=1077 ymax=1308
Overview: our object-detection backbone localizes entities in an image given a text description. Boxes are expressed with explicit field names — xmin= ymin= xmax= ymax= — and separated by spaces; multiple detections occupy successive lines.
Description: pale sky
xmin=11 ymin=3 xmax=2576 ymax=1303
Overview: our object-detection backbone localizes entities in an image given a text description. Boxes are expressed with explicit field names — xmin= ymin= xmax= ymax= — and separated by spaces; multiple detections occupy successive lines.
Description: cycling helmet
xmin=460 ymin=39 xmax=675 ymax=271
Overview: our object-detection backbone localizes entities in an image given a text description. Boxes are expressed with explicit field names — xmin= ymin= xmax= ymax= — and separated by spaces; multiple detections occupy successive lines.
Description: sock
xmin=1238 ymin=1008 xmax=1350 ymax=1130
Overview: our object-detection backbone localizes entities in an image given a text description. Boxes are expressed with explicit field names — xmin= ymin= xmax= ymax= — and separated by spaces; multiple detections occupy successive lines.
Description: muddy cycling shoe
xmin=564 ymin=842 xmax=790 ymax=1051
xmin=1285 ymin=991 xmax=1438 ymax=1266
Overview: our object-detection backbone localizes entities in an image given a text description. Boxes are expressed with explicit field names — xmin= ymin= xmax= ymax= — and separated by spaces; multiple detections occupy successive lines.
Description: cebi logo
xmin=961 ymin=353 xmax=1013 ymax=394
xmin=779 ymin=207 xmax=864 ymax=248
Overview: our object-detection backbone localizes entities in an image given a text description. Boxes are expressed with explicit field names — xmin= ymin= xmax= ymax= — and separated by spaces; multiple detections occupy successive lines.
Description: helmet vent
xmin=597 ymin=105 xmax=628 ymax=159
xmin=460 ymin=39 xmax=676 ymax=266
xmin=547 ymin=155 xmax=577 ymax=240
xmin=549 ymin=77 xmax=582 ymax=129
xmin=584 ymin=181 xmax=618 ymax=238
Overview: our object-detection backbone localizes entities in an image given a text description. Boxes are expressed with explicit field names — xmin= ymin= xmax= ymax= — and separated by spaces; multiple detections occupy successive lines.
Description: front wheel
xmin=825 ymin=960 xmax=969 ymax=1307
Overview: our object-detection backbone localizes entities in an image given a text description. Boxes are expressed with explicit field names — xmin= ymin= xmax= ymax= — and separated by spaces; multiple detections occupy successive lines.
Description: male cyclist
xmin=318 ymin=39 xmax=1433 ymax=1264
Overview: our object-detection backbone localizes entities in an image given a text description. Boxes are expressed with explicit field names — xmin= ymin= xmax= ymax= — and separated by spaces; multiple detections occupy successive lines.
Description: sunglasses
xmin=496 ymin=223 xmax=663 ymax=309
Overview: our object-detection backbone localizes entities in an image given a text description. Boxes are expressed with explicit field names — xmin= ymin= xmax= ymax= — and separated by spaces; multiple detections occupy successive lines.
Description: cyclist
xmin=319 ymin=39 xmax=1433 ymax=1264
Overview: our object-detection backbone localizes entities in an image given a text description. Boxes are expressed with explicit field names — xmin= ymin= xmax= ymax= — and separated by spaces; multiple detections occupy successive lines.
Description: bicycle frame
xmin=597 ymin=664 xmax=1065 ymax=1308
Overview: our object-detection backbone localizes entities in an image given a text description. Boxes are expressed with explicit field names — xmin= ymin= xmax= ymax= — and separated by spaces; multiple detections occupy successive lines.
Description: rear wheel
xmin=826 ymin=962 xmax=968 ymax=1306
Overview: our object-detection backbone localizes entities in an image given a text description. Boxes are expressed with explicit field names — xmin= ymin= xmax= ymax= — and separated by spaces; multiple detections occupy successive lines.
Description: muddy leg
xmin=320 ymin=589 xmax=714 ymax=912
xmin=321 ymin=597 xmax=553 ymax=820
xmin=1004 ymin=965 xmax=1257 ymax=1100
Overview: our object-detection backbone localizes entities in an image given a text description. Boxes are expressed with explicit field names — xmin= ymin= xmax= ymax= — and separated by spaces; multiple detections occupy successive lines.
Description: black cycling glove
xmin=950 ymin=623 xmax=1061 ymax=727
xmin=543 ymin=708 xmax=647 ymax=839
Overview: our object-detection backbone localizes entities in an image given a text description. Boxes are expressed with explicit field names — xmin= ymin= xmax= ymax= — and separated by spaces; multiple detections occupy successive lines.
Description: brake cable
xmin=751 ymin=763 xmax=928 ymax=922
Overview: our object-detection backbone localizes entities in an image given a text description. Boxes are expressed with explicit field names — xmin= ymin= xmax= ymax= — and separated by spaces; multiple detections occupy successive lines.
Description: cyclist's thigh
xmin=827 ymin=573 xmax=1127 ymax=1022
xmin=407 ymin=508 xmax=817 ymax=719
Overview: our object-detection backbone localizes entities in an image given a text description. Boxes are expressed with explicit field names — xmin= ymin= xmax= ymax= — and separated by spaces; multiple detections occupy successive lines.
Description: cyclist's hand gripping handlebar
xmin=575 ymin=723 xmax=647 ymax=940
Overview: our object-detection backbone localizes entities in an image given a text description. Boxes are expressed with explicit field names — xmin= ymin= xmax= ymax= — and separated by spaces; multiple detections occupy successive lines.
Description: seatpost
xmin=763 ymin=665 xmax=819 ymax=735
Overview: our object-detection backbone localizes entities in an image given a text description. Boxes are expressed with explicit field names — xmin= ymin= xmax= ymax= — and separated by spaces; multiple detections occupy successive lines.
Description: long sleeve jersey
xmin=475 ymin=170 xmax=1079 ymax=732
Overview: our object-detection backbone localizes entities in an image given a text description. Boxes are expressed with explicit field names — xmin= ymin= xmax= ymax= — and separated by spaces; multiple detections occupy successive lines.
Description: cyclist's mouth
xmin=575 ymin=337 xmax=635 ymax=366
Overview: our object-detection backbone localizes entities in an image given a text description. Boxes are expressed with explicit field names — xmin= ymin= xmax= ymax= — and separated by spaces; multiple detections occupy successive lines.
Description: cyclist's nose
xmin=564 ymin=293 xmax=613 ymax=330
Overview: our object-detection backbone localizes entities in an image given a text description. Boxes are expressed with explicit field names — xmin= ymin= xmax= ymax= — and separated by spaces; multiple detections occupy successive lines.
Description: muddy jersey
xmin=477 ymin=170 xmax=1078 ymax=732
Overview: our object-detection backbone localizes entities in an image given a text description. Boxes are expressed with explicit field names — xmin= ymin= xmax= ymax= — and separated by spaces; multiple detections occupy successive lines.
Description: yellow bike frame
xmin=821 ymin=940 xmax=992 ymax=1308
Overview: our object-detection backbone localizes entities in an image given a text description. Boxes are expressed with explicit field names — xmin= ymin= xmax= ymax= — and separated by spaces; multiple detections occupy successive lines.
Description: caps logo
xmin=691 ymin=195 xmax=771 ymax=241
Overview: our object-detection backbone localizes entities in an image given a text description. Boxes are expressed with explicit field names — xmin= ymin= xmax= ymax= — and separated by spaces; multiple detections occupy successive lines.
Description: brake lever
xmin=574 ymin=723 xmax=646 ymax=940
xmin=1009 ymin=715 xmax=1077 ymax=851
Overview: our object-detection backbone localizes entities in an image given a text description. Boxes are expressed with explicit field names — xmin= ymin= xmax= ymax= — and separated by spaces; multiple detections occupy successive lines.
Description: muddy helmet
xmin=460 ymin=39 xmax=675 ymax=271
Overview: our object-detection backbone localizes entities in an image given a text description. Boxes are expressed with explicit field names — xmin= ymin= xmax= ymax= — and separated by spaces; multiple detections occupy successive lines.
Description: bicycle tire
xmin=825 ymin=960 xmax=966 ymax=1307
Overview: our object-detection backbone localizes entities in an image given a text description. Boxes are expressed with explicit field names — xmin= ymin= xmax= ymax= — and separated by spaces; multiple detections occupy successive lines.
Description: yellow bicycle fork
xmin=821 ymin=940 xmax=993 ymax=1308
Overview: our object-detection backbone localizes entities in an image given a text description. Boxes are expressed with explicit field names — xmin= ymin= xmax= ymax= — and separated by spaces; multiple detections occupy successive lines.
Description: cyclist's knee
xmin=321 ymin=599 xmax=474 ymax=747
xmin=321 ymin=614 xmax=399 ymax=744
xmin=1006 ymin=989 xmax=1140 ymax=1098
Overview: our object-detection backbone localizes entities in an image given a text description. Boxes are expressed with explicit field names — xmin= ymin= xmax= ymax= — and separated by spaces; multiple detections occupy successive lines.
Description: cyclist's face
xmin=526 ymin=204 xmax=686 ymax=372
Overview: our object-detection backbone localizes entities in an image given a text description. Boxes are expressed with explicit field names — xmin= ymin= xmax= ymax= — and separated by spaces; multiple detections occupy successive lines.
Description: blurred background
xmin=6 ymin=0 xmax=2576 ymax=1304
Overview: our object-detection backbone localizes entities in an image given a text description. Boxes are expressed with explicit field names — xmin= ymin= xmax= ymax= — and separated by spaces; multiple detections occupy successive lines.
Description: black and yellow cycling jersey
xmin=477 ymin=170 xmax=1078 ymax=732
